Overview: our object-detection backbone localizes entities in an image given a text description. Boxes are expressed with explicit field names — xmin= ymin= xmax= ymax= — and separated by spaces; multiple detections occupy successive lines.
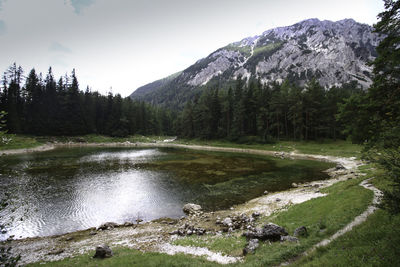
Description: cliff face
xmin=131 ymin=18 xmax=382 ymax=107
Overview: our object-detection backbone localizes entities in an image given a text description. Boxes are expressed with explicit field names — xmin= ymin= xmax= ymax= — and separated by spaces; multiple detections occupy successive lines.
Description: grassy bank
xmin=289 ymin=166 xmax=400 ymax=267
xmin=175 ymin=138 xmax=362 ymax=158
xmin=171 ymin=176 xmax=373 ymax=266
xmin=0 ymin=134 xmax=43 ymax=151
xmin=0 ymin=134 xmax=362 ymax=158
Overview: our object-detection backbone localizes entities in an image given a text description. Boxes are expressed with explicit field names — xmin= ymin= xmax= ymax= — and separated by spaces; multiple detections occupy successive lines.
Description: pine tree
xmin=367 ymin=0 xmax=400 ymax=213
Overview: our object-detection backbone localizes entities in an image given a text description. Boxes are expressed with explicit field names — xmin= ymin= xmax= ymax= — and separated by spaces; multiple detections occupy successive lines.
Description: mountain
xmin=130 ymin=18 xmax=382 ymax=107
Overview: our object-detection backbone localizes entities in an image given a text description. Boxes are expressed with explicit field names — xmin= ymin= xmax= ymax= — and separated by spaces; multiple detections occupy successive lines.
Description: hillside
xmin=130 ymin=18 xmax=382 ymax=108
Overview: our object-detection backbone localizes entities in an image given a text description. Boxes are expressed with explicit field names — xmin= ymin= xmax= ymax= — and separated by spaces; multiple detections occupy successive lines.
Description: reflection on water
xmin=0 ymin=147 xmax=333 ymax=240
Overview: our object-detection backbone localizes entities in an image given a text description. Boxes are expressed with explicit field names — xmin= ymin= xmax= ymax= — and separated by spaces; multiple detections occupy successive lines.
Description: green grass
xmin=290 ymin=210 xmax=400 ymax=267
xmin=289 ymin=166 xmax=400 ymax=267
xmin=27 ymin=247 xmax=220 ymax=267
xmin=0 ymin=134 xmax=43 ymax=150
xmin=174 ymin=139 xmax=362 ymax=158
xmin=0 ymin=134 xmax=362 ymax=159
xmin=168 ymin=177 xmax=373 ymax=266
xmin=173 ymin=235 xmax=247 ymax=257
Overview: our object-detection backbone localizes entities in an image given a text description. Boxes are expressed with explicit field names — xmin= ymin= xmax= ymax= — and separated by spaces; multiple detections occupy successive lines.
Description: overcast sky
xmin=0 ymin=0 xmax=384 ymax=96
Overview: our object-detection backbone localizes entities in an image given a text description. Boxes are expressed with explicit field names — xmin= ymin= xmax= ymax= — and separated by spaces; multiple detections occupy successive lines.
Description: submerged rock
xmin=183 ymin=203 xmax=202 ymax=215
xmin=93 ymin=244 xmax=113 ymax=259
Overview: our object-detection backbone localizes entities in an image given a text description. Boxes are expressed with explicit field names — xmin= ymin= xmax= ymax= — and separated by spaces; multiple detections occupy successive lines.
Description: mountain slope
xmin=130 ymin=18 xmax=382 ymax=107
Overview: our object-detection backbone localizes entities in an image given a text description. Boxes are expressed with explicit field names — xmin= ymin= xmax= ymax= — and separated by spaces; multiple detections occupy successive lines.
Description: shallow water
xmin=0 ymin=147 xmax=333 ymax=240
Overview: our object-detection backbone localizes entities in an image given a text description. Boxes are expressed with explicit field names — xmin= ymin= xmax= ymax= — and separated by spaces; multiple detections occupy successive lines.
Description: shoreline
xmin=1 ymin=142 xmax=364 ymax=265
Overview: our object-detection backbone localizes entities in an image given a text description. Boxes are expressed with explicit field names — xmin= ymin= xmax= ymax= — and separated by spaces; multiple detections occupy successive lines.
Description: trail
xmin=280 ymin=178 xmax=382 ymax=266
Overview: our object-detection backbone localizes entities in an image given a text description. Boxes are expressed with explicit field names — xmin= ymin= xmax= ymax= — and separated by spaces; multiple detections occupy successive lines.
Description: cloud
xmin=49 ymin=42 xmax=72 ymax=53
xmin=0 ymin=20 xmax=6 ymax=35
xmin=69 ymin=0 xmax=95 ymax=14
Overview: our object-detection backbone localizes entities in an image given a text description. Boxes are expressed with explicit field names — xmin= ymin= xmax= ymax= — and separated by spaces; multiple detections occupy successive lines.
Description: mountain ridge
xmin=130 ymin=18 xmax=382 ymax=107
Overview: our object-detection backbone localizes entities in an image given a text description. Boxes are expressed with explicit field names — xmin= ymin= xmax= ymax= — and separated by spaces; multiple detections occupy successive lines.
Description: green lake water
xmin=0 ymin=147 xmax=333 ymax=239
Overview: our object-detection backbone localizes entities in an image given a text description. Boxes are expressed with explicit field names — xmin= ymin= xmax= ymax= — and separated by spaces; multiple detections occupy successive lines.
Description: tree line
xmin=175 ymin=77 xmax=363 ymax=142
xmin=1 ymin=63 xmax=366 ymax=143
xmin=0 ymin=64 xmax=175 ymax=137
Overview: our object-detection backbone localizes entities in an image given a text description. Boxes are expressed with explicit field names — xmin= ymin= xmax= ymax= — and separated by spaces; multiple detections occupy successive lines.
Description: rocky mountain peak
xmin=130 ymin=18 xmax=383 ymax=107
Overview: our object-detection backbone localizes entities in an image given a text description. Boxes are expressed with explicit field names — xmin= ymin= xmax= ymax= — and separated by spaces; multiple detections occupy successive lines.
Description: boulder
xmin=243 ymin=239 xmax=259 ymax=255
xmin=97 ymin=222 xmax=119 ymax=230
xmin=93 ymin=244 xmax=113 ymax=259
xmin=222 ymin=217 xmax=233 ymax=227
xmin=243 ymin=223 xmax=288 ymax=242
xmin=183 ymin=203 xmax=202 ymax=215
xmin=335 ymin=163 xmax=345 ymax=170
xmin=294 ymin=226 xmax=308 ymax=237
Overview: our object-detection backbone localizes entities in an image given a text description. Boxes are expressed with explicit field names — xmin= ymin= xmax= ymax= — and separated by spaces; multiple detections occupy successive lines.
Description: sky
xmin=0 ymin=0 xmax=384 ymax=97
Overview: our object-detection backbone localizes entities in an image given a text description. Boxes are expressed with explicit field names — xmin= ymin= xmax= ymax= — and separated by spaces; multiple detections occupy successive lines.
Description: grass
xmin=170 ymin=177 xmax=373 ymax=266
xmin=173 ymin=235 xmax=247 ymax=257
xmin=0 ymin=134 xmax=43 ymax=150
xmin=27 ymin=247 xmax=220 ymax=267
xmin=0 ymin=134 xmax=362 ymax=159
xmin=290 ymin=210 xmax=400 ymax=267
xmin=288 ymin=165 xmax=400 ymax=267
xmin=175 ymin=138 xmax=362 ymax=158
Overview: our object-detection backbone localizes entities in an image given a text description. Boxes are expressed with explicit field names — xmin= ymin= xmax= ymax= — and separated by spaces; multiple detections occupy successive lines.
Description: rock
xmin=48 ymin=249 xmax=65 ymax=255
xmin=65 ymin=236 xmax=73 ymax=241
xmin=252 ymin=212 xmax=261 ymax=218
xmin=222 ymin=217 xmax=233 ymax=227
xmin=292 ymin=182 xmax=298 ymax=188
xmin=275 ymin=198 xmax=281 ymax=202
xmin=183 ymin=203 xmax=202 ymax=215
xmin=97 ymin=222 xmax=119 ymax=230
xmin=263 ymin=190 xmax=269 ymax=195
xmin=243 ymin=239 xmax=259 ymax=255
xmin=280 ymin=235 xmax=299 ymax=242
xmin=294 ymin=226 xmax=308 ymax=237
xmin=93 ymin=244 xmax=113 ymax=259
xmin=123 ymin=222 xmax=134 ymax=227
xmin=335 ymin=163 xmax=345 ymax=170
xmin=243 ymin=223 xmax=288 ymax=242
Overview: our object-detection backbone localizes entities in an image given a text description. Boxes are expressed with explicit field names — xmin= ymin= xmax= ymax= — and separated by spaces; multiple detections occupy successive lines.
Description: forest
xmin=0 ymin=65 xmax=175 ymax=137
xmin=0 ymin=63 xmax=365 ymax=143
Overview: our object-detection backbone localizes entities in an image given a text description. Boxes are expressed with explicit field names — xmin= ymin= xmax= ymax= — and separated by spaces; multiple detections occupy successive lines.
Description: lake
xmin=0 ymin=147 xmax=333 ymax=240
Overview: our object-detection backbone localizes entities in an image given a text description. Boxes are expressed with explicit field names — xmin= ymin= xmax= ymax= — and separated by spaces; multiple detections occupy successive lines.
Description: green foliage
xmin=224 ymin=44 xmax=252 ymax=57
xmin=252 ymin=42 xmax=283 ymax=57
xmin=0 ymin=110 xmax=11 ymax=145
xmin=180 ymin=77 xmax=361 ymax=142
xmin=0 ymin=65 xmax=174 ymax=137
xmin=339 ymin=0 xmax=400 ymax=214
